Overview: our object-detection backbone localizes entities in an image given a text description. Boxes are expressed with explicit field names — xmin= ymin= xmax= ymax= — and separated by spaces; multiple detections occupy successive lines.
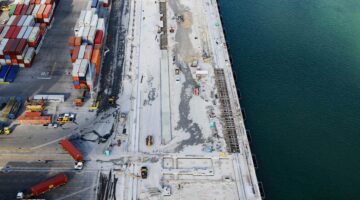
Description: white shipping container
xmin=79 ymin=59 xmax=89 ymax=77
xmin=91 ymin=8 xmax=97 ymax=14
xmin=6 ymin=15 xmax=16 ymax=26
xmin=0 ymin=26 xmax=10 ymax=40
xmin=17 ymin=26 xmax=28 ymax=39
xmin=41 ymin=0 xmax=46 ymax=4
xmin=96 ymin=18 xmax=105 ymax=32
xmin=28 ymin=27 xmax=40 ymax=42
xmin=17 ymin=44 xmax=29 ymax=60
xmin=0 ymin=59 xmax=5 ymax=65
xmin=75 ymin=26 xmax=84 ymax=37
xmin=44 ymin=6 xmax=54 ymax=23
xmin=23 ymin=27 xmax=33 ymax=40
xmin=78 ymin=44 xmax=86 ymax=59
xmin=32 ymin=5 xmax=40 ymax=17
xmin=24 ymin=0 xmax=30 ymax=5
xmin=90 ymin=14 xmax=98 ymax=27
xmin=23 ymin=16 xmax=35 ymax=27
xmin=86 ymin=1 xmax=92 ymax=10
xmin=72 ymin=59 xmax=81 ymax=77
xmin=24 ymin=47 xmax=35 ymax=63
xmin=78 ymin=10 xmax=86 ymax=27
xmin=84 ymin=10 xmax=92 ymax=26
xmin=0 ymin=39 xmax=9 ymax=55
xmin=82 ymin=26 xmax=90 ymax=41
xmin=88 ymin=26 xmax=96 ymax=44
xmin=17 ymin=15 xmax=27 ymax=26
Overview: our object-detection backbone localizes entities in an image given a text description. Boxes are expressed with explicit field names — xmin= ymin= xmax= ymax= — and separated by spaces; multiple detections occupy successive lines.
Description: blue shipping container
xmin=91 ymin=0 xmax=98 ymax=8
xmin=0 ymin=65 xmax=10 ymax=82
xmin=5 ymin=66 xmax=19 ymax=83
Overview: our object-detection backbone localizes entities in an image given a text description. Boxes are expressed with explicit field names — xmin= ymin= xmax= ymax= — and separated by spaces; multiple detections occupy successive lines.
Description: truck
xmin=16 ymin=173 xmax=68 ymax=199
xmin=59 ymin=139 xmax=84 ymax=169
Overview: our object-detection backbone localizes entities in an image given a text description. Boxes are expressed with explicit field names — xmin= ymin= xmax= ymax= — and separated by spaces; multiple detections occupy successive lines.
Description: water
xmin=218 ymin=0 xmax=360 ymax=199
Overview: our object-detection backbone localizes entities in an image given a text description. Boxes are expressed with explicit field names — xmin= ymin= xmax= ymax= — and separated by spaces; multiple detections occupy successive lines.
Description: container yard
xmin=0 ymin=0 xmax=261 ymax=199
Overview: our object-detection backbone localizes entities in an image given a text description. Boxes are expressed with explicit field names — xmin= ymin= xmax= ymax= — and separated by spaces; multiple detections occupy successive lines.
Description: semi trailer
xmin=59 ymin=138 xmax=84 ymax=169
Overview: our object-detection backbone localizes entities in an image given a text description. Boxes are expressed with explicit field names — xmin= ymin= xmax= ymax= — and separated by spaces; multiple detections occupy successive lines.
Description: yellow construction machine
xmin=25 ymin=99 xmax=45 ymax=112
xmin=0 ymin=125 xmax=10 ymax=135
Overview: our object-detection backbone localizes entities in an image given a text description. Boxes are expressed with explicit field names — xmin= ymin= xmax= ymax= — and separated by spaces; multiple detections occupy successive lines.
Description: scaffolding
xmin=214 ymin=69 xmax=240 ymax=153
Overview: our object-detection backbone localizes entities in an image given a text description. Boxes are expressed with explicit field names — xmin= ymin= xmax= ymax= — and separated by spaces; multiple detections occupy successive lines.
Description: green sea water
xmin=218 ymin=0 xmax=360 ymax=199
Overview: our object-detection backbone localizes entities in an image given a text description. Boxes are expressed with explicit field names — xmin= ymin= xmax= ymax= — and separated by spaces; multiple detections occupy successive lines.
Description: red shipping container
xmin=11 ymin=26 xmax=21 ymax=39
xmin=59 ymin=139 xmax=84 ymax=161
xmin=3 ymin=39 xmax=14 ymax=54
xmin=26 ymin=4 xmax=35 ymax=15
xmin=24 ymin=112 xmax=42 ymax=117
xmin=84 ymin=45 xmax=93 ymax=60
xmin=36 ymin=4 xmax=46 ymax=19
xmin=28 ymin=33 xmax=41 ymax=47
xmin=46 ymin=0 xmax=54 ymax=4
xmin=11 ymin=58 xmax=18 ymax=64
xmin=94 ymin=30 xmax=103 ymax=44
xmin=21 ymin=4 xmax=29 ymax=15
xmin=30 ymin=174 xmax=68 ymax=196
xmin=39 ymin=23 xmax=47 ymax=35
xmin=35 ymin=0 xmax=41 ymax=4
xmin=12 ymin=16 xmax=21 ymax=26
xmin=14 ymin=4 xmax=23 ymax=16
xmin=15 ymin=39 xmax=27 ymax=55
xmin=10 ymin=39 xmax=20 ymax=56
xmin=68 ymin=36 xmax=75 ymax=46
xmin=71 ymin=46 xmax=80 ymax=63
xmin=43 ymin=5 xmax=52 ymax=18
xmin=30 ymin=0 xmax=35 ymax=4
xmin=5 ymin=26 xmax=15 ymax=39
xmin=74 ymin=85 xmax=80 ymax=89
xmin=0 ymin=26 xmax=3 ymax=35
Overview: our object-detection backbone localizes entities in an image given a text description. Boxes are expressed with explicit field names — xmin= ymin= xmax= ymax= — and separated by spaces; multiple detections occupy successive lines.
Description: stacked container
xmin=0 ymin=0 xmax=57 ymax=82
xmin=68 ymin=1 xmax=106 ymax=91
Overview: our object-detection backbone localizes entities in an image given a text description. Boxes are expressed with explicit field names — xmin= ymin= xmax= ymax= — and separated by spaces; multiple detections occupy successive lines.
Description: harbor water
xmin=218 ymin=0 xmax=360 ymax=199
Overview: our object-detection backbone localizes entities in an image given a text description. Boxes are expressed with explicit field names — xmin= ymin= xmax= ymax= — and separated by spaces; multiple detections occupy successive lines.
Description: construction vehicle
xmin=89 ymin=100 xmax=100 ymax=112
xmin=108 ymin=96 xmax=116 ymax=105
xmin=25 ymin=99 xmax=45 ymax=112
xmin=1 ymin=5 xmax=9 ymax=11
xmin=56 ymin=113 xmax=76 ymax=125
xmin=2 ymin=97 xmax=22 ymax=119
xmin=16 ymin=173 xmax=68 ymax=199
xmin=73 ymin=90 xmax=86 ymax=107
xmin=0 ymin=125 xmax=10 ymax=135
xmin=141 ymin=166 xmax=148 ymax=179
xmin=146 ymin=135 xmax=153 ymax=146
xmin=59 ymin=139 xmax=84 ymax=170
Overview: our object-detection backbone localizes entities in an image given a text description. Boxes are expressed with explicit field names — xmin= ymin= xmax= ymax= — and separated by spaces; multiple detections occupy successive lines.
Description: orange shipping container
xmin=68 ymin=37 xmax=75 ymax=46
xmin=23 ymin=112 xmax=42 ymax=117
xmin=74 ymin=37 xmax=82 ymax=46
xmin=84 ymin=45 xmax=93 ymax=60
xmin=37 ymin=5 xmax=46 ymax=19
xmin=91 ymin=48 xmax=101 ymax=74
xmin=71 ymin=46 xmax=80 ymax=63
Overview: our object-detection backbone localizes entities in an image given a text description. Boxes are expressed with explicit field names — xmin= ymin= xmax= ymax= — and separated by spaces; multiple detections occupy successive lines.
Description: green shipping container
xmin=8 ymin=4 xmax=16 ymax=17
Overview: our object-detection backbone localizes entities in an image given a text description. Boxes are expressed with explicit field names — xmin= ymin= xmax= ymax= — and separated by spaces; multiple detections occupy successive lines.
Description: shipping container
xmin=91 ymin=0 xmax=98 ymax=8
xmin=23 ymin=16 xmax=35 ymax=27
xmin=78 ymin=10 xmax=86 ymax=27
xmin=84 ymin=45 xmax=93 ymax=60
xmin=11 ymin=26 xmax=22 ymax=39
xmin=96 ymin=18 xmax=105 ymax=32
xmin=68 ymin=36 xmax=75 ymax=46
xmin=16 ymin=39 xmax=28 ymax=59
xmin=17 ymin=15 xmax=27 ymax=26
xmin=5 ymin=66 xmax=19 ymax=83
xmin=82 ymin=26 xmax=90 ymax=41
xmin=0 ymin=26 xmax=10 ymax=40
xmin=18 ymin=115 xmax=52 ymax=125
xmin=14 ymin=4 xmax=23 ymax=16
xmin=94 ymin=30 xmax=103 ymax=44
xmin=90 ymin=14 xmax=98 ymax=27
xmin=11 ymin=15 xmax=21 ymax=26
xmin=24 ymin=47 xmax=35 ymax=66
xmin=28 ymin=26 xmax=40 ymax=42
xmin=71 ymin=46 xmax=80 ymax=62
xmin=32 ymin=5 xmax=40 ymax=17
xmin=91 ymin=48 xmax=101 ymax=74
xmin=5 ymin=26 xmax=15 ymax=39
xmin=84 ymin=10 xmax=92 ymax=26
xmin=23 ymin=26 xmax=33 ymax=40
xmin=37 ymin=4 xmax=46 ymax=20
xmin=75 ymin=37 xmax=82 ymax=46
xmin=24 ymin=0 xmax=31 ymax=5
xmin=6 ymin=15 xmax=16 ymax=26
xmin=46 ymin=0 xmax=54 ymax=5
xmin=29 ymin=174 xmax=68 ymax=197
xmin=0 ymin=65 xmax=10 ymax=82
xmin=75 ymin=26 xmax=84 ymax=38
xmin=72 ymin=59 xmax=81 ymax=79
xmin=103 ymin=0 xmax=109 ymax=7
xmin=26 ymin=4 xmax=35 ymax=15
xmin=87 ymin=26 xmax=96 ymax=44
xmin=41 ymin=0 xmax=47 ymax=4
xmin=43 ymin=4 xmax=53 ymax=22
xmin=9 ymin=4 xmax=17 ymax=16
xmin=21 ymin=4 xmax=29 ymax=15
xmin=78 ymin=44 xmax=86 ymax=59
xmin=17 ymin=26 xmax=28 ymax=39
xmin=79 ymin=59 xmax=88 ymax=77
xmin=59 ymin=139 xmax=84 ymax=161
xmin=0 ymin=39 xmax=9 ymax=55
